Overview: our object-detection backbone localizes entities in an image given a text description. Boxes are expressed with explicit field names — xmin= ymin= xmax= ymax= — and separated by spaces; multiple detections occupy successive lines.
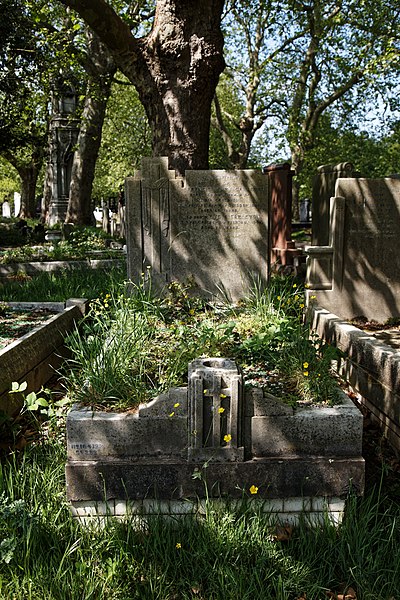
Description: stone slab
xmin=309 ymin=305 xmax=400 ymax=453
xmin=70 ymin=496 xmax=346 ymax=527
xmin=65 ymin=456 xmax=365 ymax=502
xmin=67 ymin=389 xmax=188 ymax=461
xmin=0 ymin=301 xmax=86 ymax=416
xmin=251 ymin=391 xmax=363 ymax=457
xmin=0 ymin=259 xmax=125 ymax=279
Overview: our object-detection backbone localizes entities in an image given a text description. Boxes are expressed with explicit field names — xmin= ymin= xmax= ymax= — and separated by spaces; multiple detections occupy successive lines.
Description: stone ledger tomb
xmin=125 ymin=157 xmax=269 ymax=301
xmin=306 ymin=177 xmax=400 ymax=322
xmin=66 ymin=358 xmax=364 ymax=523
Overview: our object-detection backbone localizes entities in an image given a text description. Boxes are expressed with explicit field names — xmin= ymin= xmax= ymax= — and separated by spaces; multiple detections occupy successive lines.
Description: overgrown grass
xmin=0 ymin=436 xmax=399 ymax=599
xmin=0 ymin=263 xmax=126 ymax=302
xmin=63 ymin=275 xmax=342 ymax=410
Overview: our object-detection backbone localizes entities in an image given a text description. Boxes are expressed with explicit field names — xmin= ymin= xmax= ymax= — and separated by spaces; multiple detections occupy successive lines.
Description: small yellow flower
xmin=173 ymin=402 xmax=180 ymax=408
xmin=189 ymin=309 xmax=195 ymax=315
xmin=169 ymin=412 xmax=175 ymax=417
xmin=300 ymin=303 xmax=305 ymax=309
xmin=176 ymin=542 xmax=182 ymax=549
xmin=220 ymin=393 xmax=227 ymax=398
xmin=305 ymin=283 xmax=310 ymax=288
xmin=293 ymin=283 xmax=297 ymax=288
xmin=224 ymin=434 xmax=232 ymax=443
xmin=249 ymin=485 xmax=259 ymax=495
xmin=303 ymin=362 xmax=309 ymax=369
xmin=295 ymin=295 xmax=299 ymax=301
xmin=310 ymin=295 xmax=317 ymax=300
xmin=218 ymin=407 xmax=225 ymax=414
xmin=277 ymin=295 xmax=281 ymax=301
xmin=203 ymin=389 xmax=209 ymax=395
xmin=303 ymin=371 xmax=309 ymax=377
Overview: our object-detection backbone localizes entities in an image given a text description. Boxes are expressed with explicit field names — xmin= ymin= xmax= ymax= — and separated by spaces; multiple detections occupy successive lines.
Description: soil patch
xmin=0 ymin=306 xmax=56 ymax=350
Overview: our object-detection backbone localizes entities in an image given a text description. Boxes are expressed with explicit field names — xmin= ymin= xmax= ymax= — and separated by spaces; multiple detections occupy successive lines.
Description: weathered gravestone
xmin=311 ymin=163 xmax=358 ymax=246
xmin=2 ymin=201 xmax=11 ymax=218
xmin=125 ymin=157 xmax=269 ymax=301
xmin=306 ymin=177 xmax=400 ymax=322
xmin=13 ymin=192 xmax=21 ymax=217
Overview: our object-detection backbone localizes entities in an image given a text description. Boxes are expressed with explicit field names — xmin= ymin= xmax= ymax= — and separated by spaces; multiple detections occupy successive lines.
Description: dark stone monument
xmin=47 ymin=80 xmax=79 ymax=225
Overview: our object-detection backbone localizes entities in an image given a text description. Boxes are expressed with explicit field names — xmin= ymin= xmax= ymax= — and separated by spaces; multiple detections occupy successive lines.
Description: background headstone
xmin=125 ymin=157 xmax=269 ymax=301
xmin=306 ymin=177 xmax=400 ymax=322
xmin=2 ymin=201 xmax=11 ymax=218
xmin=13 ymin=192 xmax=21 ymax=217
xmin=311 ymin=163 xmax=358 ymax=246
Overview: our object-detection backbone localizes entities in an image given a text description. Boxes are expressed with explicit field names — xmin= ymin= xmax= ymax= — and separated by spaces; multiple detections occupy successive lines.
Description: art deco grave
xmin=66 ymin=358 xmax=364 ymax=522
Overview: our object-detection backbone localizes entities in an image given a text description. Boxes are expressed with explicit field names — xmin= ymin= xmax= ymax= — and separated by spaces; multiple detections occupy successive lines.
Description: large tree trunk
xmin=18 ymin=165 xmax=40 ymax=218
xmin=59 ymin=0 xmax=226 ymax=174
xmin=3 ymin=151 xmax=42 ymax=218
xmin=290 ymin=147 xmax=304 ymax=221
xmin=66 ymin=30 xmax=116 ymax=225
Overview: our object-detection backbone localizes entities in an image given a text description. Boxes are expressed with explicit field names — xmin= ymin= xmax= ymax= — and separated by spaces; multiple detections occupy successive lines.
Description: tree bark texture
xmin=66 ymin=30 xmax=116 ymax=225
xmin=3 ymin=150 xmax=42 ymax=218
xmin=59 ymin=0 xmax=226 ymax=173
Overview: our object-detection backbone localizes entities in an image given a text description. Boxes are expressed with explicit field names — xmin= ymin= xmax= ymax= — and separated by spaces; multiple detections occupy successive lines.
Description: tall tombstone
xmin=311 ymin=163 xmax=358 ymax=246
xmin=125 ymin=157 xmax=269 ymax=301
xmin=264 ymin=162 xmax=299 ymax=267
xmin=306 ymin=177 xmax=400 ymax=322
xmin=13 ymin=192 xmax=21 ymax=217
xmin=47 ymin=80 xmax=79 ymax=225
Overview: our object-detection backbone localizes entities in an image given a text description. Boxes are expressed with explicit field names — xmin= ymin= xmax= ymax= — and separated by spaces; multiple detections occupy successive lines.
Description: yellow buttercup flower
xmin=169 ymin=412 xmax=175 ymax=417
xmin=224 ymin=434 xmax=232 ymax=443
xmin=249 ymin=485 xmax=259 ymax=495
xmin=303 ymin=371 xmax=309 ymax=377
xmin=176 ymin=542 xmax=182 ymax=549
xmin=218 ymin=407 xmax=225 ymax=414
xmin=173 ymin=402 xmax=180 ymax=408
xmin=220 ymin=393 xmax=227 ymax=398
xmin=303 ymin=362 xmax=309 ymax=369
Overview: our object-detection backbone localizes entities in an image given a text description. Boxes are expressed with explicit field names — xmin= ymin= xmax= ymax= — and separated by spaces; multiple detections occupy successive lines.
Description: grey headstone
xmin=2 ymin=201 xmax=11 ymax=218
xmin=311 ymin=163 xmax=358 ymax=246
xmin=306 ymin=177 xmax=400 ymax=322
xmin=125 ymin=157 xmax=269 ymax=301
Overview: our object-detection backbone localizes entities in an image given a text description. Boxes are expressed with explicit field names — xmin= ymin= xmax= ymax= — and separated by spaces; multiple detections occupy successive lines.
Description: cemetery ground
xmin=0 ymin=275 xmax=399 ymax=599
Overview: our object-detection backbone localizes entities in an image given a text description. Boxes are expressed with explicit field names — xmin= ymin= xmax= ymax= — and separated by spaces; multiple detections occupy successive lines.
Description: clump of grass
xmin=63 ymin=274 xmax=341 ymax=411
xmin=0 ymin=435 xmax=399 ymax=600
xmin=0 ymin=264 xmax=126 ymax=302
